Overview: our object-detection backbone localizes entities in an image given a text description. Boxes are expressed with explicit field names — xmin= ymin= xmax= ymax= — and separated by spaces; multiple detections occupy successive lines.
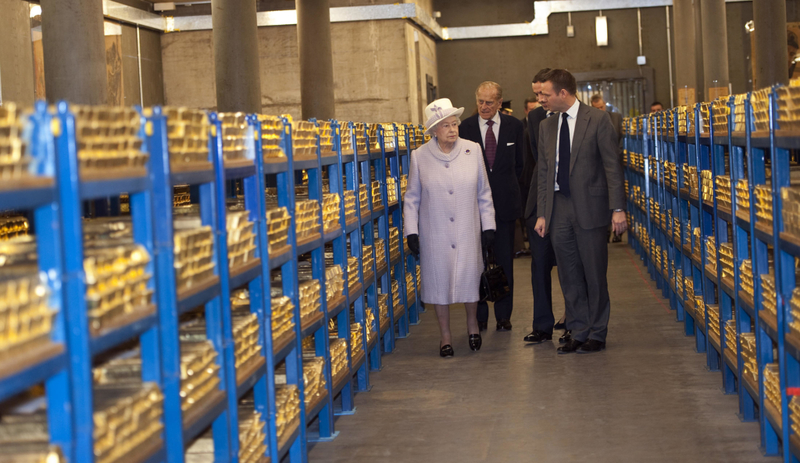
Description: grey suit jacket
xmin=536 ymin=101 xmax=626 ymax=233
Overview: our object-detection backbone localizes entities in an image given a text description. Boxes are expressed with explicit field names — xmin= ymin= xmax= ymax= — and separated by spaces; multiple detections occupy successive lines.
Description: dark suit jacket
xmin=524 ymin=106 xmax=548 ymax=219
xmin=537 ymin=101 xmax=626 ymax=233
xmin=459 ymin=113 xmax=524 ymax=222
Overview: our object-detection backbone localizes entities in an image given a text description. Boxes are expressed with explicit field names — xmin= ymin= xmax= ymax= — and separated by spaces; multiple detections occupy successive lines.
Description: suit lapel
xmin=569 ymin=103 xmax=590 ymax=174
xmin=496 ymin=115 xmax=508 ymax=164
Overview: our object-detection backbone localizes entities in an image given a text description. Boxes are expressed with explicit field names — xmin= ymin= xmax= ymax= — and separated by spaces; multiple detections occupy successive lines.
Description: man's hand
xmin=534 ymin=217 xmax=546 ymax=238
xmin=612 ymin=211 xmax=627 ymax=236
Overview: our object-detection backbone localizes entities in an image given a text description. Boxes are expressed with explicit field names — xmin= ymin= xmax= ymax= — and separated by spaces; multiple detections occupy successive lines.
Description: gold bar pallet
xmin=0 ymin=100 xmax=425 ymax=463
xmin=624 ymin=81 xmax=800 ymax=462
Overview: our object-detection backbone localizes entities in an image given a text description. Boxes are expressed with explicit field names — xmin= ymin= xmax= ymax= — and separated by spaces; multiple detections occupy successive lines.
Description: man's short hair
xmin=532 ymin=68 xmax=552 ymax=84
xmin=541 ymin=69 xmax=577 ymax=96
xmin=591 ymin=94 xmax=604 ymax=104
xmin=524 ymin=97 xmax=538 ymax=106
xmin=651 ymin=101 xmax=663 ymax=108
xmin=476 ymin=81 xmax=503 ymax=101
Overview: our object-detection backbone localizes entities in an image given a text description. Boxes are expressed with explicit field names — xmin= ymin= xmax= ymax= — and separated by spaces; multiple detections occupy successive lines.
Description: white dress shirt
xmin=554 ymin=98 xmax=581 ymax=192
xmin=478 ymin=111 xmax=501 ymax=147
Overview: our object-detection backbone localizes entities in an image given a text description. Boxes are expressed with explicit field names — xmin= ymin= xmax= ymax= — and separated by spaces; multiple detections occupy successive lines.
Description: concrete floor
xmin=307 ymin=241 xmax=778 ymax=463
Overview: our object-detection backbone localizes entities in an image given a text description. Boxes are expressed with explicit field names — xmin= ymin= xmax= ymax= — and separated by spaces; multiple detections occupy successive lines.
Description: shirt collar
xmin=564 ymin=98 xmax=580 ymax=120
xmin=481 ymin=111 xmax=501 ymax=126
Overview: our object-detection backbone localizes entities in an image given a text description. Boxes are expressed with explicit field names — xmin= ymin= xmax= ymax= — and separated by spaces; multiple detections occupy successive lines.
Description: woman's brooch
xmin=465 ymin=149 xmax=471 ymax=155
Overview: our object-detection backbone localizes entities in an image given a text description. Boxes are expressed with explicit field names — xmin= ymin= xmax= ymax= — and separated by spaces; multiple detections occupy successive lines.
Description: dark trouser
xmin=478 ymin=218 xmax=515 ymax=323
xmin=525 ymin=213 xmax=556 ymax=334
xmin=514 ymin=218 xmax=528 ymax=253
xmin=549 ymin=193 xmax=611 ymax=343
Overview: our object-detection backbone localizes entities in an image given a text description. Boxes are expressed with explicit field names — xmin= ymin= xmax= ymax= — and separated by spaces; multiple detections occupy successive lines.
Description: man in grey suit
xmin=533 ymin=69 xmax=627 ymax=354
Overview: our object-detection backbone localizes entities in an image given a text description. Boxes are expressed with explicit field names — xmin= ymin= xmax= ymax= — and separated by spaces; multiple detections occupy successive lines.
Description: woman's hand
xmin=481 ymin=229 xmax=495 ymax=249
xmin=407 ymin=234 xmax=420 ymax=258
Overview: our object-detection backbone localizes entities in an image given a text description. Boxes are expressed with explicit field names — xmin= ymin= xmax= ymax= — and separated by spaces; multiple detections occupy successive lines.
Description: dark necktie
xmin=485 ymin=120 xmax=497 ymax=169
xmin=557 ymin=113 xmax=571 ymax=197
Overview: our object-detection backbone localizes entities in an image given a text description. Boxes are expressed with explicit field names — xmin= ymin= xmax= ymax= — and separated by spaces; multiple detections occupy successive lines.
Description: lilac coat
xmin=404 ymin=137 xmax=496 ymax=305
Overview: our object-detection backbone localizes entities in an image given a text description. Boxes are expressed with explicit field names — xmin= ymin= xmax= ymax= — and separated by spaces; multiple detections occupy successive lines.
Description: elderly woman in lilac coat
xmin=404 ymin=98 xmax=496 ymax=357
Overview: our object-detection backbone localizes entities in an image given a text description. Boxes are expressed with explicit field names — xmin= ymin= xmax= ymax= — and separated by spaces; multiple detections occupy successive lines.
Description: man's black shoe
xmin=577 ymin=339 xmax=606 ymax=353
xmin=496 ymin=320 xmax=512 ymax=331
xmin=478 ymin=321 xmax=488 ymax=332
xmin=559 ymin=330 xmax=572 ymax=344
xmin=557 ymin=339 xmax=584 ymax=354
xmin=523 ymin=331 xmax=553 ymax=344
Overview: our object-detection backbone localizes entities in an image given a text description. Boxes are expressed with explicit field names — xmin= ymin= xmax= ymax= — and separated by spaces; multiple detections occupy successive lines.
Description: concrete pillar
xmin=211 ymin=0 xmax=262 ymax=113
xmin=297 ymin=0 xmax=336 ymax=120
xmin=673 ymin=0 xmax=700 ymax=106
xmin=700 ymin=0 xmax=730 ymax=100
xmin=753 ymin=0 xmax=789 ymax=89
xmin=0 ymin=0 xmax=35 ymax=106
xmin=693 ymin=0 xmax=705 ymax=102
xmin=40 ymin=0 xmax=108 ymax=105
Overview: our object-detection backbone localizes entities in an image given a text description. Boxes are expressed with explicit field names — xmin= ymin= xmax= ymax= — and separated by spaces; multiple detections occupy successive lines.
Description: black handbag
xmin=479 ymin=247 xmax=510 ymax=302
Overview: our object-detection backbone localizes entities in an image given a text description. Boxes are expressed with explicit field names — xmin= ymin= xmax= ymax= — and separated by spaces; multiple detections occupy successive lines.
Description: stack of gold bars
xmin=673 ymin=216 xmax=681 ymax=244
xmin=266 ymin=206 xmax=291 ymax=255
xmin=237 ymin=406 xmax=267 ymax=463
xmin=406 ymin=272 xmax=415 ymax=301
xmin=0 ymin=103 xmax=34 ymax=182
xmin=295 ymin=199 xmax=321 ymax=241
xmin=343 ymin=190 xmax=357 ymax=224
xmin=719 ymin=242 xmax=734 ymax=284
xmin=359 ymin=184 xmax=370 ymax=217
xmin=676 ymin=269 xmax=684 ymax=297
xmin=0 ymin=413 xmax=66 ymax=463
xmin=701 ymin=170 xmax=713 ymax=203
xmin=684 ymin=222 xmax=693 ymax=248
xmin=218 ymin=113 xmax=249 ymax=164
xmin=371 ymin=181 xmax=383 ymax=210
xmin=74 ymin=105 xmax=147 ymax=177
xmin=725 ymin=315 xmax=737 ymax=351
xmin=298 ymin=280 xmax=321 ymax=324
xmin=654 ymin=243 xmax=662 ymax=272
xmin=321 ymin=193 xmax=341 ymax=233
xmin=736 ymin=179 xmax=750 ymax=212
xmin=751 ymin=88 xmax=770 ymax=133
xmin=386 ymin=177 xmax=398 ymax=204
xmin=318 ymin=121 xmax=334 ymax=156
xmin=365 ymin=308 xmax=376 ymax=342
xmin=685 ymin=276 xmax=695 ymax=303
xmin=0 ymin=273 xmax=57 ymax=360
xmin=163 ymin=107 xmax=209 ymax=166
xmin=741 ymin=332 xmax=758 ymax=385
xmin=350 ymin=323 xmax=363 ymax=359
xmin=782 ymin=186 xmax=800 ymax=237
xmin=400 ymin=175 xmax=408 ymax=200
xmin=716 ymin=175 xmax=732 ymax=210
xmin=362 ymin=245 xmax=374 ymax=277
xmin=391 ymin=279 xmax=401 ymax=311
xmin=347 ymin=256 xmax=359 ymax=291
xmin=789 ymin=287 xmax=800 ymax=338
xmin=669 ymin=162 xmax=678 ymax=190
xmin=692 ymin=228 xmax=702 ymax=261
xmin=762 ymin=273 xmax=778 ymax=316
xmin=754 ymin=184 xmax=774 ymax=227
xmin=712 ymin=97 xmax=731 ymax=134
xmin=792 ymin=397 xmax=800 ymax=441
xmin=91 ymin=381 xmax=164 ymax=463
xmin=707 ymin=304 xmax=720 ymax=339
xmin=274 ymin=385 xmax=300 ymax=442
xmin=764 ymin=363 xmax=782 ymax=412
xmin=397 ymin=125 xmax=407 ymax=150
xmin=178 ymin=340 xmax=221 ymax=412
xmin=732 ymin=93 xmax=748 ymax=133
xmin=226 ymin=211 xmax=257 ymax=270
xmin=378 ymin=294 xmax=389 ymax=330
xmin=0 ymin=216 xmax=29 ymax=240
xmin=374 ymin=238 xmax=386 ymax=270
xmin=353 ymin=123 xmax=368 ymax=154
xmin=329 ymin=338 xmax=348 ymax=383
xmin=173 ymin=224 xmax=215 ymax=294
xmin=291 ymin=120 xmax=318 ymax=159
xmin=84 ymin=244 xmax=153 ymax=333
xmin=684 ymin=165 xmax=699 ymax=197
xmin=340 ymin=123 xmax=354 ymax=155
xmin=325 ymin=264 xmax=344 ymax=304
xmin=301 ymin=356 xmax=326 ymax=406
xmin=270 ymin=290 xmax=295 ymax=343
xmin=775 ymin=80 xmax=800 ymax=132
xmin=258 ymin=115 xmax=286 ymax=160
xmin=417 ymin=265 xmax=421 ymax=289
xmin=740 ymin=259 xmax=754 ymax=299
xmin=663 ymin=249 xmax=669 ymax=277
xmin=229 ymin=292 xmax=263 ymax=370
xmin=389 ymin=227 xmax=400 ymax=262
xmin=650 ymin=198 xmax=660 ymax=227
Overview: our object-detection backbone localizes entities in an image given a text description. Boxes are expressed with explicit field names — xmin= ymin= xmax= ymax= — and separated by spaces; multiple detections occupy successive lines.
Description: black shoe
xmin=612 ymin=234 xmax=622 ymax=243
xmin=559 ymin=330 xmax=572 ymax=344
xmin=496 ymin=320 xmax=512 ymax=331
xmin=577 ymin=339 xmax=606 ymax=353
xmin=478 ymin=321 xmax=488 ymax=332
xmin=557 ymin=339 xmax=584 ymax=354
xmin=469 ymin=334 xmax=482 ymax=351
xmin=523 ymin=330 xmax=553 ymax=344
xmin=440 ymin=344 xmax=454 ymax=357
xmin=553 ymin=320 xmax=566 ymax=331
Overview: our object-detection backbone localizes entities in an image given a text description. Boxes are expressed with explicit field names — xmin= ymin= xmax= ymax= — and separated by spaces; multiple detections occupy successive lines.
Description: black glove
xmin=407 ymin=234 xmax=420 ymax=258
xmin=482 ymin=229 xmax=495 ymax=249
